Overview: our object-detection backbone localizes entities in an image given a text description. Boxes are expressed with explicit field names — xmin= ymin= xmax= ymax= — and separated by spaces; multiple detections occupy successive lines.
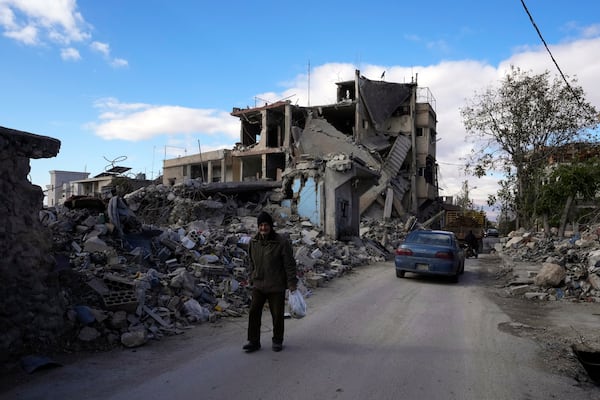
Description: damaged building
xmin=163 ymin=70 xmax=440 ymax=239
xmin=47 ymin=166 xmax=152 ymax=207
xmin=0 ymin=70 xmax=443 ymax=363
xmin=2 ymin=125 xmax=396 ymax=365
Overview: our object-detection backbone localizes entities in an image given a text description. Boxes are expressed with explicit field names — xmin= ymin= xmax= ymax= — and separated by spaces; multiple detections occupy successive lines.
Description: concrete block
xmin=305 ymin=275 xmax=325 ymax=288
xmin=509 ymin=285 xmax=531 ymax=296
xmin=102 ymin=290 xmax=138 ymax=313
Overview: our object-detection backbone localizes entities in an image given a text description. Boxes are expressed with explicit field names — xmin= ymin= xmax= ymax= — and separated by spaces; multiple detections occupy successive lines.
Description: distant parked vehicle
xmin=485 ymin=228 xmax=499 ymax=237
xmin=395 ymin=230 xmax=465 ymax=283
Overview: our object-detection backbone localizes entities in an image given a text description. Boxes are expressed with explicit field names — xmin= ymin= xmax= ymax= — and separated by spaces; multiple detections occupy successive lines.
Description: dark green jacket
xmin=249 ymin=231 xmax=297 ymax=293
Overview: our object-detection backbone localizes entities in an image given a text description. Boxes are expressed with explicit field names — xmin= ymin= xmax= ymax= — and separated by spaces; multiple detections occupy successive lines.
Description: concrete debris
xmin=28 ymin=182 xmax=403 ymax=355
xmin=498 ymin=226 xmax=600 ymax=303
xmin=533 ymin=263 xmax=566 ymax=288
xmin=120 ymin=330 xmax=147 ymax=348
xmin=78 ymin=326 xmax=101 ymax=342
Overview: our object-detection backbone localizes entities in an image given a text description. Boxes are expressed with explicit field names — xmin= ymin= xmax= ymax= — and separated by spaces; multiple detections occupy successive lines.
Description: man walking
xmin=243 ymin=211 xmax=298 ymax=352
xmin=465 ymin=230 xmax=479 ymax=258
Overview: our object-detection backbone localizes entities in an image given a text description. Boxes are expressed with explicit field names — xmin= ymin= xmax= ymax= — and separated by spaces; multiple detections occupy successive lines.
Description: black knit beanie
xmin=257 ymin=211 xmax=273 ymax=227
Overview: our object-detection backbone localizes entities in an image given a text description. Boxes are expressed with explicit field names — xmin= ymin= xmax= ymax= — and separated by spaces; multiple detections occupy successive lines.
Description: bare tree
xmin=461 ymin=66 xmax=598 ymax=229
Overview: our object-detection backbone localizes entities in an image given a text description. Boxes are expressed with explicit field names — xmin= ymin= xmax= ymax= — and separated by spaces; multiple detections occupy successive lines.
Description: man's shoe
xmin=272 ymin=342 xmax=283 ymax=352
xmin=243 ymin=342 xmax=261 ymax=352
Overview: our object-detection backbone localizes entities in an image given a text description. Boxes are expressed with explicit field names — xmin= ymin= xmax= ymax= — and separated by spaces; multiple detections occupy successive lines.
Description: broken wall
xmin=291 ymin=174 xmax=321 ymax=226
xmin=0 ymin=128 xmax=65 ymax=362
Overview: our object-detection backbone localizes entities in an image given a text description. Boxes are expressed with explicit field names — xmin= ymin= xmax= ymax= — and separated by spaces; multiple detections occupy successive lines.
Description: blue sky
xmin=2 ymin=0 xmax=600 ymax=215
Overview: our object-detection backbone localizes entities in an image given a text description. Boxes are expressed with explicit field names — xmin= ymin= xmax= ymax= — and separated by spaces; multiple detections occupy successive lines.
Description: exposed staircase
xmin=359 ymin=134 xmax=411 ymax=214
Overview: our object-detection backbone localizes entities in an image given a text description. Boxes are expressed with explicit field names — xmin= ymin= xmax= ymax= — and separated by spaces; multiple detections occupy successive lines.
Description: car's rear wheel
xmin=396 ymin=270 xmax=405 ymax=278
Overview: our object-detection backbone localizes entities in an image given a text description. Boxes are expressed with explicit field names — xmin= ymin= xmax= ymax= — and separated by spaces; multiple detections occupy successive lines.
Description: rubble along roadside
xmin=494 ymin=227 xmax=600 ymax=306
xmin=2 ymin=182 xmax=400 ymax=376
xmin=486 ymin=227 xmax=600 ymax=386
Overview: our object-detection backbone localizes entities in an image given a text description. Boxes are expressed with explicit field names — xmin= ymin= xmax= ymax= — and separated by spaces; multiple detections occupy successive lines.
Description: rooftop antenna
xmin=254 ymin=96 xmax=271 ymax=107
xmin=103 ymin=155 xmax=127 ymax=172
xmin=307 ymin=60 xmax=311 ymax=107
xmin=151 ymin=145 xmax=155 ymax=180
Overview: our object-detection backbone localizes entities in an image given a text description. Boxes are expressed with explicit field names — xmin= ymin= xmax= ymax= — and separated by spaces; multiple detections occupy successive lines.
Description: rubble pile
xmin=21 ymin=181 xmax=397 ymax=359
xmin=498 ymin=226 xmax=600 ymax=302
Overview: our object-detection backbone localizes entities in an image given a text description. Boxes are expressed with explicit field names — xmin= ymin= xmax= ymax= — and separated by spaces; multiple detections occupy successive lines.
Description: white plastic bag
xmin=183 ymin=298 xmax=210 ymax=322
xmin=288 ymin=290 xmax=307 ymax=319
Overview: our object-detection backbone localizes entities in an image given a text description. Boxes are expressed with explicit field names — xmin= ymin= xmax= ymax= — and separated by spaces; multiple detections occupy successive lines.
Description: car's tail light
xmin=396 ymin=248 xmax=413 ymax=256
xmin=435 ymin=251 xmax=453 ymax=260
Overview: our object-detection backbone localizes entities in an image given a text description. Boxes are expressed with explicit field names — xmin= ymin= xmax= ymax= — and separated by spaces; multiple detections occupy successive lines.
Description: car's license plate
xmin=416 ymin=263 xmax=429 ymax=271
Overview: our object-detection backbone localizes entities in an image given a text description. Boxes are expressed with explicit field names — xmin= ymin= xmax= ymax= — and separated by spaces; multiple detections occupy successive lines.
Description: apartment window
xmin=424 ymin=156 xmax=436 ymax=185
xmin=430 ymin=129 xmax=437 ymax=143
xmin=416 ymin=127 xmax=425 ymax=137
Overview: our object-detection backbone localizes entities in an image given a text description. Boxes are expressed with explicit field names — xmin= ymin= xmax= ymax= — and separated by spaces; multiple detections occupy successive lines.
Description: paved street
xmin=3 ymin=257 xmax=598 ymax=400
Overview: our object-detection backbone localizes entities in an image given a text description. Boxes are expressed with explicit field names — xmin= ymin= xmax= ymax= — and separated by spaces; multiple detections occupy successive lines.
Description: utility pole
xmin=198 ymin=139 xmax=205 ymax=182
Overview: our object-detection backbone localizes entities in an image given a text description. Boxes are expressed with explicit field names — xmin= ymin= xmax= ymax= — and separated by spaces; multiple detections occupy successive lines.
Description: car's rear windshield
xmin=407 ymin=232 xmax=452 ymax=246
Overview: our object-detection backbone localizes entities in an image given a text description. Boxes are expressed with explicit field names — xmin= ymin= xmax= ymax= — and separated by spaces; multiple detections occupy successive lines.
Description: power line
xmin=520 ymin=0 xmax=593 ymax=118
xmin=438 ymin=160 xmax=465 ymax=167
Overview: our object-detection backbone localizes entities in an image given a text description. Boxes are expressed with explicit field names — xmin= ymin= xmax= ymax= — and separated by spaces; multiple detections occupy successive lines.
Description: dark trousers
xmin=247 ymin=288 xmax=285 ymax=344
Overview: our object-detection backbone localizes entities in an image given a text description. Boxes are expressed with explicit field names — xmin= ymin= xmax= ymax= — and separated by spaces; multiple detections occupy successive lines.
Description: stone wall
xmin=0 ymin=127 xmax=62 ymax=362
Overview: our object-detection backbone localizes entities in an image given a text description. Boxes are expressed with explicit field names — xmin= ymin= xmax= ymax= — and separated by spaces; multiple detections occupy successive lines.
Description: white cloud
xmin=0 ymin=5 xmax=16 ymax=28
xmin=581 ymin=24 xmax=600 ymax=38
xmin=0 ymin=0 xmax=90 ymax=45
xmin=60 ymin=46 xmax=80 ymax=61
xmin=3 ymin=23 xmax=37 ymax=44
xmin=0 ymin=1 xmax=127 ymax=66
xmin=110 ymin=58 xmax=128 ymax=68
xmin=562 ymin=21 xmax=600 ymax=39
xmin=88 ymin=98 xmax=240 ymax=142
xmin=90 ymin=41 xmax=129 ymax=68
xmin=90 ymin=40 xmax=109 ymax=56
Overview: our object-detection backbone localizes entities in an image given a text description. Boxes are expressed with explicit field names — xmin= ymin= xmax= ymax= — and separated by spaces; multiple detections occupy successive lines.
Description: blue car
xmin=395 ymin=230 xmax=465 ymax=282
